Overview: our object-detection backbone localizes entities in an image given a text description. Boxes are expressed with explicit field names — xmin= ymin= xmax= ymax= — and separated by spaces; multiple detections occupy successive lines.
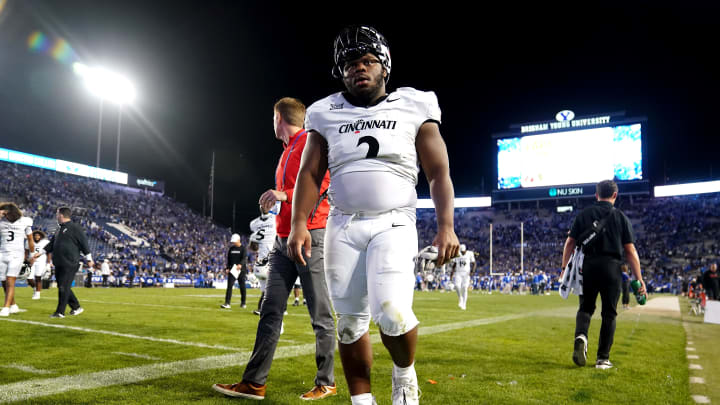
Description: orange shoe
xmin=300 ymin=384 xmax=337 ymax=400
xmin=212 ymin=381 xmax=266 ymax=400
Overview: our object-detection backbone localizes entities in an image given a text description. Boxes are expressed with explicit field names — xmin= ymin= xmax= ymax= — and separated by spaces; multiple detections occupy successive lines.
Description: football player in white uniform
xmin=249 ymin=209 xmax=276 ymax=315
xmin=0 ymin=203 xmax=34 ymax=317
xmin=288 ymin=26 xmax=459 ymax=405
xmin=28 ymin=230 xmax=51 ymax=299
xmin=450 ymin=244 xmax=476 ymax=310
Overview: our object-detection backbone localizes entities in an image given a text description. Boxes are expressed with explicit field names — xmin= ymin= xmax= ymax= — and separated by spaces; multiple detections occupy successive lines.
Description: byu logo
xmin=555 ymin=110 xmax=575 ymax=121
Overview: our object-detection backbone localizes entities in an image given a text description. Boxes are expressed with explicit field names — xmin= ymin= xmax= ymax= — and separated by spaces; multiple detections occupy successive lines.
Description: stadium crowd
xmin=2 ymin=160 xmax=718 ymax=295
xmin=416 ymin=194 xmax=720 ymax=295
xmin=0 ymin=161 xmax=233 ymax=287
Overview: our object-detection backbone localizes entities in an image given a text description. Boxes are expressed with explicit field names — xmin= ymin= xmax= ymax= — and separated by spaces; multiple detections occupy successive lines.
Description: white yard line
xmin=692 ymin=395 xmax=711 ymax=404
xmin=0 ymin=310 xmax=544 ymax=403
xmin=112 ymin=352 xmax=162 ymax=361
xmin=419 ymin=313 xmax=532 ymax=334
xmin=0 ymin=318 xmax=240 ymax=352
xmin=1 ymin=364 xmax=54 ymax=375
xmin=683 ymin=321 xmax=709 ymax=404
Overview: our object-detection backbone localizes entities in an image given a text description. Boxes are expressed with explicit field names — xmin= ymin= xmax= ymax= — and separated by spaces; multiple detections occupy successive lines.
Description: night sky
xmin=1 ymin=1 xmax=718 ymax=231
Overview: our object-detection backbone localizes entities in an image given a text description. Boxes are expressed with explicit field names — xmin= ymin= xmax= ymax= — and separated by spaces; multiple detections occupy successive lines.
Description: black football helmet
xmin=332 ymin=25 xmax=391 ymax=83
xmin=18 ymin=261 xmax=32 ymax=281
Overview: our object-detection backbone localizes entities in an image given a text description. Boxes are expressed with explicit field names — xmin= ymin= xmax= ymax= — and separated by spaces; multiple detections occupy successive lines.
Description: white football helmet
xmin=416 ymin=245 xmax=438 ymax=262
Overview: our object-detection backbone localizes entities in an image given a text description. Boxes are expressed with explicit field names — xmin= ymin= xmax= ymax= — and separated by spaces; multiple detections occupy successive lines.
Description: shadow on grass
xmin=570 ymin=389 xmax=592 ymax=402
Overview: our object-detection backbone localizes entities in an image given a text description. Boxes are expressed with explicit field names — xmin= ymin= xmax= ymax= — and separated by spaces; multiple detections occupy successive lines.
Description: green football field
xmin=0 ymin=286 xmax=716 ymax=404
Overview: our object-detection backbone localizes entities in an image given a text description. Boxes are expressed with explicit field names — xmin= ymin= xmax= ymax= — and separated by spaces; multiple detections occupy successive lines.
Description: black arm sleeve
xmin=620 ymin=212 xmax=635 ymax=245
xmin=227 ymin=248 xmax=232 ymax=269
xmin=44 ymin=236 xmax=55 ymax=253
xmin=76 ymin=225 xmax=91 ymax=256
xmin=240 ymin=245 xmax=248 ymax=268
xmin=568 ymin=215 xmax=583 ymax=240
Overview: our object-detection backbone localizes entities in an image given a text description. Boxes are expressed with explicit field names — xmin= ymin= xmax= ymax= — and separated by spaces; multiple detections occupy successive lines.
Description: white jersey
xmin=452 ymin=251 xmax=475 ymax=275
xmin=32 ymin=238 xmax=50 ymax=268
xmin=0 ymin=216 xmax=33 ymax=256
xmin=249 ymin=213 xmax=276 ymax=260
xmin=305 ymin=87 xmax=441 ymax=215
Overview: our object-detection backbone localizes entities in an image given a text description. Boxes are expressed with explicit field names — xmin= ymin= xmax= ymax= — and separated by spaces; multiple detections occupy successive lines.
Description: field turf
xmin=0 ymin=286 xmax=711 ymax=404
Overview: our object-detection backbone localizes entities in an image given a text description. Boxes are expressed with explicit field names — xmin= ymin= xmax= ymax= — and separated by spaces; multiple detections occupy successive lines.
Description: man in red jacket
xmin=213 ymin=97 xmax=336 ymax=401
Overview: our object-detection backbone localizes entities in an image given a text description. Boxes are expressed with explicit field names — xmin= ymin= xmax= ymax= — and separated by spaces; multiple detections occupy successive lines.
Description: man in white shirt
xmin=287 ymin=25 xmax=459 ymax=405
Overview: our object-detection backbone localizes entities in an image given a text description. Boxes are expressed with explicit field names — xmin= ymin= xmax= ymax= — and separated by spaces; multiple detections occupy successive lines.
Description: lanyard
xmin=279 ymin=130 xmax=307 ymax=190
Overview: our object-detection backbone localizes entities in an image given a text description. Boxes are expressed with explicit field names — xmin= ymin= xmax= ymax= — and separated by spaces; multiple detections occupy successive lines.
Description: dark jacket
xmin=703 ymin=270 xmax=719 ymax=295
xmin=44 ymin=221 xmax=91 ymax=269
xmin=569 ymin=201 xmax=634 ymax=260
xmin=227 ymin=245 xmax=247 ymax=275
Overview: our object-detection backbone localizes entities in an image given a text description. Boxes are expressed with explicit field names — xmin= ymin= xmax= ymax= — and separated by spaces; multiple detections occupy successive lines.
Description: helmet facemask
xmin=333 ymin=25 xmax=391 ymax=84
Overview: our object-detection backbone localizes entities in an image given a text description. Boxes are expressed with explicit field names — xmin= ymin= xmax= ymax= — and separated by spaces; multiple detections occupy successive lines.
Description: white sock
xmin=393 ymin=362 xmax=417 ymax=383
xmin=351 ymin=393 xmax=373 ymax=405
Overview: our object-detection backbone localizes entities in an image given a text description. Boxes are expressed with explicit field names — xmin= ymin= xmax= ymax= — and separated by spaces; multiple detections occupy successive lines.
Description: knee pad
xmin=336 ymin=313 xmax=371 ymax=344
xmin=374 ymin=300 xmax=419 ymax=337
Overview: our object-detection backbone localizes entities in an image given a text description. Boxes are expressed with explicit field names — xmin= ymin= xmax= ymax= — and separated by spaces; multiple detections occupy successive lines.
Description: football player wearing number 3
xmin=288 ymin=26 xmax=460 ymax=405
xmin=0 ymin=202 xmax=34 ymax=317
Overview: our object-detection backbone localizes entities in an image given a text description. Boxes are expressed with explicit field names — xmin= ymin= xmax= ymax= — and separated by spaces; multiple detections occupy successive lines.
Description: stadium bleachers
xmin=1 ymin=160 xmax=232 ymax=285
xmin=3 ymin=159 xmax=718 ymax=292
xmin=417 ymin=194 xmax=720 ymax=293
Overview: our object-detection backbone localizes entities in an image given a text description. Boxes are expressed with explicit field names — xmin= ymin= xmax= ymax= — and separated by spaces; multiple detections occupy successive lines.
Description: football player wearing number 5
xmin=248 ymin=208 xmax=276 ymax=315
xmin=288 ymin=26 xmax=460 ymax=405
xmin=28 ymin=230 xmax=52 ymax=300
xmin=0 ymin=202 xmax=34 ymax=317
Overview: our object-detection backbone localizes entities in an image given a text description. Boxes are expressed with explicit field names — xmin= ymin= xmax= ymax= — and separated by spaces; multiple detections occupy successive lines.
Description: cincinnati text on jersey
xmin=338 ymin=119 xmax=398 ymax=134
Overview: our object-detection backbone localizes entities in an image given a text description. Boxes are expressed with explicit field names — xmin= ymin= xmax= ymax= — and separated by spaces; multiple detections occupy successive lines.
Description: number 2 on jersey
xmin=357 ymin=136 xmax=379 ymax=159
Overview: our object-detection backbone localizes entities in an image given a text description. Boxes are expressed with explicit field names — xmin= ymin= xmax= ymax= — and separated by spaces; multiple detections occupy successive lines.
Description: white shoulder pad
xmin=394 ymin=87 xmax=441 ymax=124
xmin=305 ymin=92 xmax=344 ymax=137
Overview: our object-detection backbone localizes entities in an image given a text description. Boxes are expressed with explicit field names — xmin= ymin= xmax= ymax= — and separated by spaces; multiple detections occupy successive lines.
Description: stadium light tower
xmin=73 ymin=63 xmax=136 ymax=169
